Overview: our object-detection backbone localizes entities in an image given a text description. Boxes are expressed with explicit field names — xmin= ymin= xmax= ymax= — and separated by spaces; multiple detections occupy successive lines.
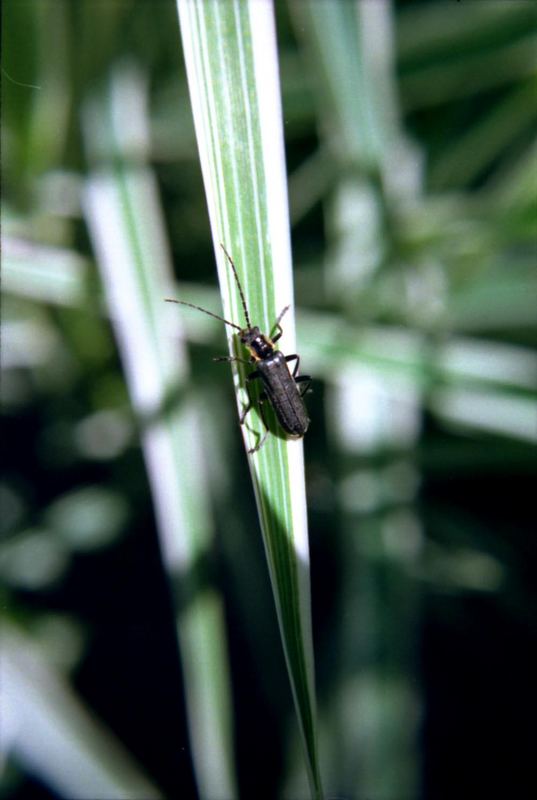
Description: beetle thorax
xmin=240 ymin=327 xmax=274 ymax=360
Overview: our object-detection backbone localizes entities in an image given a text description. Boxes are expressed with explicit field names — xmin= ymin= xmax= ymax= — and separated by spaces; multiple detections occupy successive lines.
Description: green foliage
xmin=2 ymin=1 xmax=536 ymax=798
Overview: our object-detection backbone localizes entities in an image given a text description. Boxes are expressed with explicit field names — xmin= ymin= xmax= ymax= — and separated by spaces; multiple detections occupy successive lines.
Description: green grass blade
xmin=2 ymin=621 xmax=162 ymax=800
xmin=82 ymin=64 xmax=236 ymax=800
xmin=289 ymin=0 xmax=407 ymax=174
xmin=177 ymin=2 xmax=322 ymax=795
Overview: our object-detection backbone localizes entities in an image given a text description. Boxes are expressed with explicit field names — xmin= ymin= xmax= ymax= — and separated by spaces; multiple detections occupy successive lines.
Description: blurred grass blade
xmin=430 ymin=387 xmax=537 ymax=443
xmin=289 ymin=2 xmax=422 ymax=796
xmin=2 ymin=621 xmax=162 ymax=800
xmin=81 ymin=64 xmax=236 ymax=799
xmin=177 ymin=1 xmax=322 ymax=795
xmin=1 ymin=236 xmax=88 ymax=306
xmin=289 ymin=0 xmax=403 ymax=170
xmin=398 ymin=2 xmax=537 ymax=108
xmin=430 ymin=78 xmax=537 ymax=189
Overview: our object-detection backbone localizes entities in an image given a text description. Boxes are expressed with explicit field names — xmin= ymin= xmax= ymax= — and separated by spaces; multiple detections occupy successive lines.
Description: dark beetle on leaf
xmin=166 ymin=244 xmax=311 ymax=453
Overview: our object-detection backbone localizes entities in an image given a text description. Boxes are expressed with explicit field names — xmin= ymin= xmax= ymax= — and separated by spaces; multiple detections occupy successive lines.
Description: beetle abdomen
xmin=257 ymin=352 xmax=309 ymax=437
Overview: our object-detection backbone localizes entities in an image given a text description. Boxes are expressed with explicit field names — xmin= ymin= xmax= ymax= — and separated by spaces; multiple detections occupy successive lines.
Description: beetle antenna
xmin=165 ymin=298 xmax=242 ymax=331
xmin=220 ymin=244 xmax=252 ymax=329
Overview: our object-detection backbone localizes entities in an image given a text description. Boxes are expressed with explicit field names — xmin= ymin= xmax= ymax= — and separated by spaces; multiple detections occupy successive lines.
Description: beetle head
xmin=239 ymin=326 xmax=261 ymax=346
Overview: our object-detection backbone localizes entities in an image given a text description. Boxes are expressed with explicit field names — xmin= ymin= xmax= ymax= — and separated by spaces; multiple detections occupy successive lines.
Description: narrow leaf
xmin=177 ymin=1 xmax=322 ymax=794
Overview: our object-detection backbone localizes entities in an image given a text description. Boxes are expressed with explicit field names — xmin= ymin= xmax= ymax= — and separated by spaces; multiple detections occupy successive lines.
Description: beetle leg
xmin=239 ymin=383 xmax=270 ymax=453
xmin=295 ymin=375 xmax=312 ymax=396
xmin=247 ymin=394 xmax=270 ymax=453
xmin=239 ymin=376 xmax=261 ymax=424
xmin=239 ymin=400 xmax=252 ymax=425
xmin=271 ymin=305 xmax=290 ymax=343
xmin=239 ymin=380 xmax=254 ymax=424
xmin=248 ymin=430 xmax=269 ymax=453
xmin=285 ymin=353 xmax=300 ymax=377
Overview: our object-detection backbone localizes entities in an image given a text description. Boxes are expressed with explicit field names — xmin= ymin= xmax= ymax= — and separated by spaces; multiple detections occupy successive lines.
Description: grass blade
xmin=82 ymin=63 xmax=236 ymax=799
xmin=2 ymin=621 xmax=162 ymax=800
xmin=177 ymin=1 xmax=322 ymax=794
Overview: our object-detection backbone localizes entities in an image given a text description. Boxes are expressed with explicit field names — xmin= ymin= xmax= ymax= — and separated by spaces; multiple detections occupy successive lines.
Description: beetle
xmin=166 ymin=244 xmax=311 ymax=453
